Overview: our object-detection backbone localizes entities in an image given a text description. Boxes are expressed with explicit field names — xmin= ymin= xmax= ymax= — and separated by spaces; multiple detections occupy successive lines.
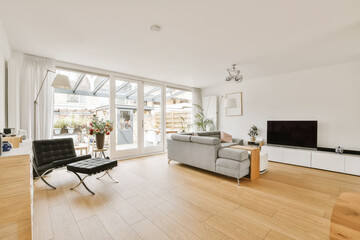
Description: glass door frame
xmin=109 ymin=76 xmax=142 ymax=158
xmin=142 ymin=82 xmax=165 ymax=154
xmin=109 ymin=76 xmax=165 ymax=159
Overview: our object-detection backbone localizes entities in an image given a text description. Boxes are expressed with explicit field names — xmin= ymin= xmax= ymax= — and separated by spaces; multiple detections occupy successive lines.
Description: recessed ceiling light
xmin=150 ymin=25 xmax=161 ymax=32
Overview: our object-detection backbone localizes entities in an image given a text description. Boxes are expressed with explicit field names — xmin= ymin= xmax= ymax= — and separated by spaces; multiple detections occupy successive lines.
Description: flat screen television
xmin=267 ymin=121 xmax=318 ymax=148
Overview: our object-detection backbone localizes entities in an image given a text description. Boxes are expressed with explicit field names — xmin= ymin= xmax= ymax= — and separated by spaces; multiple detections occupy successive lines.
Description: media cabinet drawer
xmin=283 ymin=149 xmax=311 ymax=167
xmin=312 ymin=152 xmax=345 ymax=173
xmin=344 ymin=156 xmax=360 ymax=176
xmin=262 ymin=146 xmax=283 ymax=163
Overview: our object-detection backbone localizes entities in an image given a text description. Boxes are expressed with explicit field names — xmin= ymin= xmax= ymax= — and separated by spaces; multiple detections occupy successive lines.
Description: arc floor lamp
xmin=33 ymin=69 xmax=71 ymax=140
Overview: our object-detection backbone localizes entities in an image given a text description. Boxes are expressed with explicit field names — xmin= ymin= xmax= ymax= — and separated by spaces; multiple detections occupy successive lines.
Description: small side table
xmin=93 ymin=148 xmax=108 ymax=158
xmin=75 ymin=145 xmax=88 ymax=156
xmin=229 ymin=145 xmax=260 ymax=181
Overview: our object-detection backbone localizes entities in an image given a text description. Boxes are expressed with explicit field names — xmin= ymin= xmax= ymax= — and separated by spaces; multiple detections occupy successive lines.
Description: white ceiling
xmin=0 ymin=0 xmax=360 ymax=88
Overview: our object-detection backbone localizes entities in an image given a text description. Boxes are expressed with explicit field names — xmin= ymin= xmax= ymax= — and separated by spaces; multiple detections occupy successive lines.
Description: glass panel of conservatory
xmin=144 ymin=84 xmax=162 ymax=148
xmin=53 ymin=69 xmax=110 ymax=157
xmin=165 ymin=87 xmax=192 ymax=141
xmin=56 ymin=69 xmax=83 ymax=89
xmin=115 ymin=79 xmax=138 ymax=150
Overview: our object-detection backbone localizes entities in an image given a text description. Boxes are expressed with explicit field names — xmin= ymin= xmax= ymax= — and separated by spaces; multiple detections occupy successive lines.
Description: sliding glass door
xmin=110 ymin=77 xmax=141 ymax=157
xmin=110 ymin=77 xmax=164 ymax=158
xmin=143 ymin=83 xmax=164 ymax=153
xmin=52 ymin=68 xmax=191 ymax=159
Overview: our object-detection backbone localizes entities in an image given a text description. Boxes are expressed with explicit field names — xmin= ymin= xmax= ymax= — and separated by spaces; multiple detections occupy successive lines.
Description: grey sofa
xmin=167 ymin=131 xmax=250 ymax=184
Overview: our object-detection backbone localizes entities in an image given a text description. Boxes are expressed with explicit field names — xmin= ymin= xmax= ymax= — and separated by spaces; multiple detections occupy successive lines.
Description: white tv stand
xmin=262 ymin=145 xmax=360 ymax=176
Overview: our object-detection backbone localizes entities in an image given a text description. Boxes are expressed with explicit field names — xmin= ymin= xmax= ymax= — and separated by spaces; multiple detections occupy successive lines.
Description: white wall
xmin=201 ymin=60 xmax=360 ymax=151
xmin=0 ymin=19 xmax=11 ymax=130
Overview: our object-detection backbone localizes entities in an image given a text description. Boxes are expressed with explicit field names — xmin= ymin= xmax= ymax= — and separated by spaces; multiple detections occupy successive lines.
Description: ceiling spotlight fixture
xmin=150 ymin=25 xmax=161 ymax=32
xmin=225 ymin=64 xmax=243 ymax=83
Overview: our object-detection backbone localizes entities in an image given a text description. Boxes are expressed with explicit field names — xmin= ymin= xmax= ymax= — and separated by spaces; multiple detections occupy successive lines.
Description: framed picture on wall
xmin=226 ymin=92 xmax=243 ymax=116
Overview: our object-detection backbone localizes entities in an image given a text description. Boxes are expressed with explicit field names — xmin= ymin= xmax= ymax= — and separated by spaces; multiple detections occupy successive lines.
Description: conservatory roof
xmin=54 ymin=69 xmax=191 ymax=102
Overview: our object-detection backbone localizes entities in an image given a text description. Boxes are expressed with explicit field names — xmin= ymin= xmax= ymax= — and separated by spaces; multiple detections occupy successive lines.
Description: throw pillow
xmin=220 ymin=131 xmax=232 ymax=143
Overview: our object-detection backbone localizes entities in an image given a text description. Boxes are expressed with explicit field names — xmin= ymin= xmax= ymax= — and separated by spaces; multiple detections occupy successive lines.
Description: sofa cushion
xmin=171 ymin=134 xmax=191 ymax=142
xmin=220 ymin=131 xmax=232 ymax=143
xmin=232 ymin=138 xmax=243 ymax=145
xmin=215 ymin=158 xmax=250 ymax=179
xmin=179 ymin=132 xmax=192 ymax=136
xmin=218 ymin=148 xmax=248 ymax=161
xmin=196 ymin=131 xmax=220 ymax=138
xmin=191 ymin=136 xmax=220 ymax=145
xmin=220 ymin=142 xmax=238 ymax=148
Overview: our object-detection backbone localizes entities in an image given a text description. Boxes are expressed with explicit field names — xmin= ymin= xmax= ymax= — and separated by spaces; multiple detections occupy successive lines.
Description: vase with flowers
xmin=88 ymin=114 xmax=114 ymax=149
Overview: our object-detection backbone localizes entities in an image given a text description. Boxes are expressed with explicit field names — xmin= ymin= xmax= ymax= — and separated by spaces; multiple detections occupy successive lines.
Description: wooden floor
xmin=33 ymin=154 xmax=360 ymax=240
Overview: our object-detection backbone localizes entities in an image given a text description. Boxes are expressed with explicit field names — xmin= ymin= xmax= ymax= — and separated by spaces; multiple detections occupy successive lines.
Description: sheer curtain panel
xmin=20 ymin=55 xmax=55 ymax=139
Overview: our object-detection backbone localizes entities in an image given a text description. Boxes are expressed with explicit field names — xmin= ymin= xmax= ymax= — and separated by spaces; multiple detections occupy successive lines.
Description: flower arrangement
xmin=88 ymin=115 xmax=113 ymax=136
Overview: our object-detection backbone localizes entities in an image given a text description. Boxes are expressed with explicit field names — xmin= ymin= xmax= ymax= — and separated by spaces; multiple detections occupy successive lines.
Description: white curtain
xmin=20 ymin=55 xmax=55 ymax=140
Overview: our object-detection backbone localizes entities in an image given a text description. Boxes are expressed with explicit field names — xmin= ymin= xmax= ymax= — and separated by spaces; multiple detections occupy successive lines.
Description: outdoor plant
xmin=53 ymin=119 xmax=68 ymax=129
xmin=88 ymin=114 xmax=114 ymax=136
xmin=192 ymin=104 xmax=214 ymax=131
xmin=179 ymin=116 xmax=187 ymax=132
xmin=68 ymin=119 xmax=77 ymax=129
xmin=248 ymin=125 xmax=259 ymax=139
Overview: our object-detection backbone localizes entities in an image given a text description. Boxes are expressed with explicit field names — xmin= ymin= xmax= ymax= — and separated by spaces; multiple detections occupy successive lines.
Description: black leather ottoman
xmin=67 ymin=158 xmax=118 ymax=194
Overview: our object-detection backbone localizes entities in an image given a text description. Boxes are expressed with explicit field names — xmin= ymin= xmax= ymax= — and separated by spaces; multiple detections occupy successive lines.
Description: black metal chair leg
xmin=33 ymin=164 xmax=56 ymax=189
xmin=70 ymin=172 xmax=95 ymax=195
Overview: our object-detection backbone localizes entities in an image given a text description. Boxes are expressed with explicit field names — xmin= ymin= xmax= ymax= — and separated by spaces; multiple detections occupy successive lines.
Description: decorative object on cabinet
xmin=335 ymin=146 xmax=344 ymax=154
xmin=248 ymin=125 xmax=259 ymax=141
xmin=3 ymin=136 xmax=22 ymax=148
xmin=2 ymin=141 xmax=12 ymax=152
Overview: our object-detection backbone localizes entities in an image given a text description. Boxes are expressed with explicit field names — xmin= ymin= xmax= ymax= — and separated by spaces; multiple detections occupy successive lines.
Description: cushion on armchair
xmin=52 ymin=154 xmax=92 ymax=168
xmin=33 ymin=138 xmax=77 ymax=166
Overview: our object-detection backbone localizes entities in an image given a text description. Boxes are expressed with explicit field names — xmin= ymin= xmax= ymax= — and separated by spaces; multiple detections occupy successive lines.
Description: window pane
xmin=115 ymin=79 xmax=138 ymax=150
xmin=144 ymin=84 xmax=162 ymax=148
xmin=53 ymin=69 xmax=110 ymax=157
xmin=165 ymin=88 xmax=192 ymax=142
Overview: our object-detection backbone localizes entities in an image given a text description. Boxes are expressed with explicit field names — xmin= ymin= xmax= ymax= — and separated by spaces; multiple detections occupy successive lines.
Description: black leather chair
xmin=32 ymin=138 xmax=91 ymax=189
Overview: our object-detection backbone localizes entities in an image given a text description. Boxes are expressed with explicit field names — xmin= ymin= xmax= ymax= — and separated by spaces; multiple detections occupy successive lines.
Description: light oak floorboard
xmin=132 ymin=219 xmax=171 ymax=240
xmin=33 ymin=153 xmax=360 ymax=240
xmin=77 ymin=216 xmax=112 ymax=240
xmin=49 ymin=204 xmax=83 ymax=240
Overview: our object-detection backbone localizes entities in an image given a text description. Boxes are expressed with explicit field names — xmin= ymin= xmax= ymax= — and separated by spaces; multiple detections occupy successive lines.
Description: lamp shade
xmin=51 ymin=74 xmax=71 ymax=89
xmin=224 ymin=98 xmax=237 ymax=108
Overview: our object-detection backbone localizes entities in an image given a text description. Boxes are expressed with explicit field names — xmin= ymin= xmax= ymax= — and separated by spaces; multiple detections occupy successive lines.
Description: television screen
xmin=267 ymin=121 xmax=317 ymax=148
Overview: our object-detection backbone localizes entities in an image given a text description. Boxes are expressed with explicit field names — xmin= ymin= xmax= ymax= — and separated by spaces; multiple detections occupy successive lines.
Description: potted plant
xmin=67 ymin=120 xmax=76 ymax=134
xmin=53 ymin=119 xmax=66 ymax=135
xmin=192 ymin=104 xmax=215 ymax=131
xmin=248 ymin=125 xmax=259 ymax=141
xmin=88 ymin=114 xmax=114 ymax=149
